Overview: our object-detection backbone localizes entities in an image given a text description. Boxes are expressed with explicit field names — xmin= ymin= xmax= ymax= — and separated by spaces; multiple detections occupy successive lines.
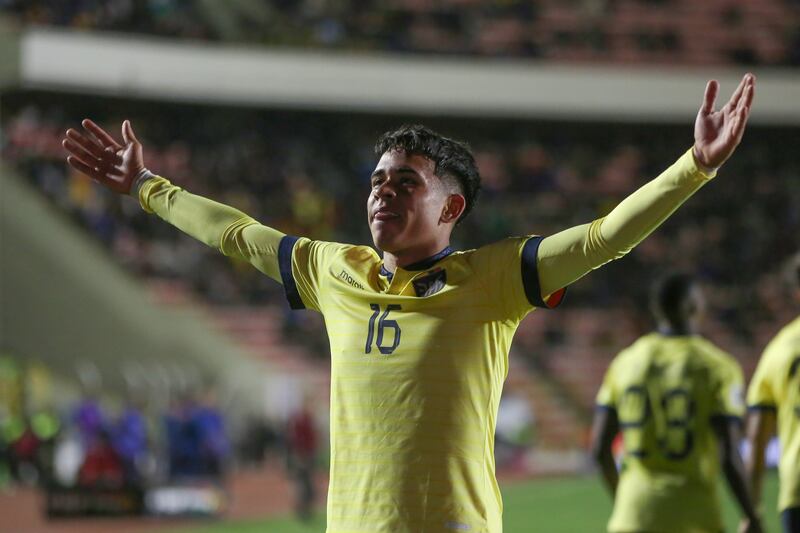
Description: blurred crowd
xmin=2 ymin=0 xmax=799 ymax=66
xmin=4 ymin=95 xmax=799 ymax=354
xmin=0 ymin=354 xmax=242 ymax=491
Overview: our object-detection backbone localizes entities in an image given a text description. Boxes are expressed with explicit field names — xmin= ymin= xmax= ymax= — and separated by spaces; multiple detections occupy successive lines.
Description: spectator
xmin=287 ymin=397 xmax=318 ymax=522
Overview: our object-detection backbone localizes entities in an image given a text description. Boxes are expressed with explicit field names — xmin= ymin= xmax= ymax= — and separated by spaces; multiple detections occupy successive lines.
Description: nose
xmin=375 ymin=179 xmax=397 ymax=200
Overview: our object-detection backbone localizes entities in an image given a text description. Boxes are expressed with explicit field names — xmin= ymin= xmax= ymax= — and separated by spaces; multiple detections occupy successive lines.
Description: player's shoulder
xmin=623 ymin=332 xmax=663 ymax=356
xmin=298 ymin=237 xmax=379 ymax=262
xmin=688 ymin=336 xmax=742 ymax=378
xmin=340 ymin=242 xmax=381 ymax=262
xmin=610 ymin=333 xmax=660 ymax=368
xmin=765 ymin=315 xmax=800 ymax=357
xmin=690 ymin=335 xmax=730 ymax=359
xmin=466 ymin=235 xmax=537 ymax=267
xmin=471 ymin=236 xmax=530 ymax=255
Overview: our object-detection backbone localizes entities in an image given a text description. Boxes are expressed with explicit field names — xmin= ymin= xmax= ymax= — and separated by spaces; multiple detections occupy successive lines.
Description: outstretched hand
xmin=62 ymin=119 xmax=145 ymax=194
xmin=693 ymin=73 xmax=755 ymax=169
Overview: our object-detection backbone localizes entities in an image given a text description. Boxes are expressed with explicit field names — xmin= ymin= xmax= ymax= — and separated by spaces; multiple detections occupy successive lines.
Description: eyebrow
xmin=371 ymin=166 xmax=421 ymax=178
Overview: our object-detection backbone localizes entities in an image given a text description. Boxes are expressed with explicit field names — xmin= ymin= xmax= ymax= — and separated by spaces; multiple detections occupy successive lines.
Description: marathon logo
xmin=338 ymin=269 xmax=364 ymax=290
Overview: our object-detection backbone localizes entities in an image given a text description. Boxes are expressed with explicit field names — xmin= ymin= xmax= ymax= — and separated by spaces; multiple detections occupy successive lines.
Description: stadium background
xmin=0 ymin=1 xmax=798 ymax=532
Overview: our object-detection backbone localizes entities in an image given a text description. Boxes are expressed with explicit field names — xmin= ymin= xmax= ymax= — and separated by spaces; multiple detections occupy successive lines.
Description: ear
xmin=441 ymin=194 xmax=466 ymax=224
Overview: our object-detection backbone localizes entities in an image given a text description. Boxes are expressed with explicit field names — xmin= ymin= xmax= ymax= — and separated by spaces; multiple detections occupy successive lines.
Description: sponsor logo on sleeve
xmin=337 ymin=269 xmax=364 ymax=290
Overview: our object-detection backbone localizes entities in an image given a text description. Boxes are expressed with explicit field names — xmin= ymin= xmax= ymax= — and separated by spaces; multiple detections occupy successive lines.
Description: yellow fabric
xmin=538 ymin=148 xmax=714 ymax=296
xmin=139 ymin=177 xmax=285 ymax=281
xmin=747 ymin=315 xmax=800 ymax=511
xmin=291 ymin=236 xmax=536 ymax=532
xmin=596 ymin=333 xmax=745 ymax=533
xmin=135 ymin=147 xmax=715 ymax=532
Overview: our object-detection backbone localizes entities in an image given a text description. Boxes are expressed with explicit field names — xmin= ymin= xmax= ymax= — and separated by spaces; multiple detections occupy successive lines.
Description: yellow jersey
xmin=596 ymin=333 xmax=745 ymax=533
xmin=282 ymin=235 xmax=560 ymax=532
xmin=136 ymin=147 xmax=714 ymax=532
xmin=747 ymin=315 xmax=800 ymax=512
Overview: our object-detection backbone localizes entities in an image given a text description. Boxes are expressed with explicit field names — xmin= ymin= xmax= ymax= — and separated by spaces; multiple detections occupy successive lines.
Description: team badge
xmin=413 ymin=269 xmax=447 ymax=297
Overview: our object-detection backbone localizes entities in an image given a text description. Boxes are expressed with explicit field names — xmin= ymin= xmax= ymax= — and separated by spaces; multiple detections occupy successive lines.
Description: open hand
xmin=693 ymin=73 xmax=755 ymax=169
xmin=62 ymin=119 xmax=145 ymax=194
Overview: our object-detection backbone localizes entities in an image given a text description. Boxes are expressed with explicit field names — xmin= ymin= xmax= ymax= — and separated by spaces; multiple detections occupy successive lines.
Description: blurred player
xmin=742 ymin=254 xmax=800 ymax=533
xmin=63 ymin=75 xmax=754 ymax=532
xmin=591 ymin=273 xmax=762 ymax=533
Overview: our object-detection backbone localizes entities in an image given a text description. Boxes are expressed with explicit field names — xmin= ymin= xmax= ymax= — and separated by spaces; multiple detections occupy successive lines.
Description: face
xmin=367 ymin=150 xmax=455 ymax=254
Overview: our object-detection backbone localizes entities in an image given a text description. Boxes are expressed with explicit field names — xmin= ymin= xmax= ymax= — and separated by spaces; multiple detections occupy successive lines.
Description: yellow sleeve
xmin=747 ymin=345 xmax=779 ymax=409
xmin=711 ymin=357 xmax=746 ymax=419
xmin=280 ymin=236 xmax=349 ymax=312
xmin=536 ymin=148 xmax=715 ymax=296
xmin=471 ymin=236 xmax=565 ymax=322
xmin=596 ymin=359 xmax=618 ymax=409
xmin=139 ymin=177 xmax=285 ymax=282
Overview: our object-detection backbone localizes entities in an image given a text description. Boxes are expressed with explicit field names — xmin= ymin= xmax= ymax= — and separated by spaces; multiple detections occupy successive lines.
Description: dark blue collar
xmin=379 ymin=246 xmax=454 ymax=280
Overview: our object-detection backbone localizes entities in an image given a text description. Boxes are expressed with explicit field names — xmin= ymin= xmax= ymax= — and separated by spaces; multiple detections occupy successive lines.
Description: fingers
xmin=737 ymin=75 xmax=755 ymax=113
xmin=63 ymin=130 xmax=124 ymax=172
xmin=730 ymin=78 xmax=755 ymax=141
xmin=726 ymin=72 xmax=755 ymax=112
xmin=66 ymin=155 xmax=102 ymax=181
xmin=700 ymin=80 xmax=719 ymax=115
xmin=82 ymin=119 xmax=122 ymax=150
xmin=65 ymin=129 xmax=109 ymax=162
xmin=66 ymin=154 xmax=127 ymax=192
xmin=121 ymin=119 xmax=140 ymax=145
xmin=730 ymin=101 xmax=751 ymax=142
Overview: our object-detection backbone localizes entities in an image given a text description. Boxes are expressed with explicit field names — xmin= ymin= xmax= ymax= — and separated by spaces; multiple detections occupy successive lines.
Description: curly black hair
xmin=374 ymin=124 xmax=481 ymax=223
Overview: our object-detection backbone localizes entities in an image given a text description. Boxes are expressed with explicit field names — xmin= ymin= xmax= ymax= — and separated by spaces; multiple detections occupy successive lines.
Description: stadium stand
xmin=3 ymin=95 xmax=798 ymax=430
xmin=3 ymin=0 xmax=799 ymax=65
xmin=1 ymin=13 xmax=798 ymax=527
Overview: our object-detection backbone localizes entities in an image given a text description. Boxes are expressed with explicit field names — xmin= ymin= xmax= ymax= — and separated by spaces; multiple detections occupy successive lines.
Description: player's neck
xmin=382 ymin=241 xmax=452 ymax=273
xmin=658 ymin=321 xmax=694 ymax=336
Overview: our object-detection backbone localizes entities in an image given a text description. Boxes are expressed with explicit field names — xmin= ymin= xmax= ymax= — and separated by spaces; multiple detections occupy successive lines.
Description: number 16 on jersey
xmin=365 ymin=304 xmax=402 ymax=355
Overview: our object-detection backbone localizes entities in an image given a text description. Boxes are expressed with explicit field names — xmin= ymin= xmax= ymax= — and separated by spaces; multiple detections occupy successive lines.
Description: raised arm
xmin=62 ymin=119 xmax=285 ymax=281
xmin=536 ymin=74 xmax=755 ymax=297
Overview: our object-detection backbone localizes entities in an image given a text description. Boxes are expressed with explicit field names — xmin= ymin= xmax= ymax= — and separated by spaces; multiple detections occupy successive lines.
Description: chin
xmin=372 ymin=235 xmax=396 ymax=253
xmin=371 ymin=230 xmax=402 ymax=253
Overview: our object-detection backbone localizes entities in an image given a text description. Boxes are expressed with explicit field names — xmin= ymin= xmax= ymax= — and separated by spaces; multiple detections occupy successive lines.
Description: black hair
xmin=650 ymin=273 xmax=696 ymax=325
xmin=374 ymin=124 xmax=482 ymax=223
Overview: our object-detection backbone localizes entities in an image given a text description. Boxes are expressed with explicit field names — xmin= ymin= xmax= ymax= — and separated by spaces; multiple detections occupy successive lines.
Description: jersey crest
xmin=412 ymin=268 xmax=447 ymax=297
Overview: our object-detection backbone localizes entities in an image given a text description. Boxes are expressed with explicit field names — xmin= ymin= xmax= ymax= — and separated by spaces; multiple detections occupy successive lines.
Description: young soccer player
xmin=63 ymin=75 xmax=754 ymax=532
xmin=742 ymin=254 xmax=800 ymax=533
xmin=591 ymin=273 xmax=762 ymax=533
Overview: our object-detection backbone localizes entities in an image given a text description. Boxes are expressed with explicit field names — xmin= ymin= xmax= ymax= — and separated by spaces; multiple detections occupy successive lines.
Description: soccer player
xmin=742 ymin=254 xmax=800 ymax=533
xmin=62 ymin=74 xmax=754 ymax=532
xmin=591 ymin=273 xmax=763 ymax=533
